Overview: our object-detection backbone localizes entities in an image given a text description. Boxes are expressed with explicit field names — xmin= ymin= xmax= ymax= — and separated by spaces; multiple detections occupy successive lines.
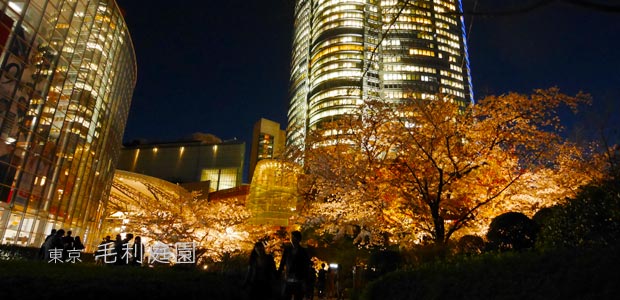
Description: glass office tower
xmin=0 ymin=0 xmax=136 ymax=249
xmin=287 ymin=0 xmax=473 ymax=147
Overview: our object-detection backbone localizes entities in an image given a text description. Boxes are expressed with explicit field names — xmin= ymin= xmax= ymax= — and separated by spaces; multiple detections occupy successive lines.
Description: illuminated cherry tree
xmin=297 ymin=88 xmax=604 ymax=246
xmin=107 ymin=172 xmax=253 ymax=262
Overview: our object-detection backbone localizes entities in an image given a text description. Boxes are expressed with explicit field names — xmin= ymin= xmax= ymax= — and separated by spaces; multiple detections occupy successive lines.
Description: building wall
xmin=249 ymin=118 xmax=285 ymax=182
xmin=117 ymin=140 xmax=245 ymax=192
xmin=0 ymin=0 xmax=136 ymax=249
xmin=287 ymin=0 xmax=473 ymax=147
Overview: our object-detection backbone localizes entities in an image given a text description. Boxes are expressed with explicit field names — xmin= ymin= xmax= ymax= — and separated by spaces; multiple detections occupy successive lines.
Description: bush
xmin=536 ymin=178 xmax=620 ymax=250
xmin=0 ymin=245 xmax=40 ymax=261
xmin=360 ymin=244 xmax=620 ymax=300
xmin=455 ymin=235 xmax=485 ymax=255
xmin=486 ymin=212 xmax=537 ymax=251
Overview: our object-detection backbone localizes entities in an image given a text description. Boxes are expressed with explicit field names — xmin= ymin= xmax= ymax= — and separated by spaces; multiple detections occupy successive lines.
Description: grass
xmin=0 ymin=260 xmax=247 ymax=299
xmin=360 ymin=245 xmax=620 ymax=300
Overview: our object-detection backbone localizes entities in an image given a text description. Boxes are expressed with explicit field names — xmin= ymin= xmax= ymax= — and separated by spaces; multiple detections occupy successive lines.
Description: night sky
xmin=115 ymin=0 xmax=619 ymax=181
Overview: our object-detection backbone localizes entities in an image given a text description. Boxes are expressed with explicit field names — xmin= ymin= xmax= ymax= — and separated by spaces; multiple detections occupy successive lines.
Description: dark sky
xmin=115 ymin=0 xmax=619 ymax=180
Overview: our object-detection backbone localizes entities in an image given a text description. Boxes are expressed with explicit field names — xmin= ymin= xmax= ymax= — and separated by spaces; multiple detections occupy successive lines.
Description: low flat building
xmin=117 ymin=133 xmax=245 ymax=192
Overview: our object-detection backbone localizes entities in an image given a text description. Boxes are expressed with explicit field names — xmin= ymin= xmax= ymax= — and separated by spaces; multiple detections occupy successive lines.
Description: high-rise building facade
xmin=249 ymin=118 xmax=285 ymax=182
xmin=0 ymin=0 xmax=136 ymax=248
xmin=287 ymin=0 xmax=473 ymax=146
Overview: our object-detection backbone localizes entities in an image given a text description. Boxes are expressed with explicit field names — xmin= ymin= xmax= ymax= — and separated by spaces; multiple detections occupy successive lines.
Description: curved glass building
xmin=287 ymin=0 xmax=473 ymax=147
xmin=0 ymin=0 xmax=136 ymax=249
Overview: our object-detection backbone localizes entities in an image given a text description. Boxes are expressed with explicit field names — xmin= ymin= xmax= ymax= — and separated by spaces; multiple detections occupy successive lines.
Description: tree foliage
xmin=296 ymin=88 xmax=602 ymax=246
xmin=107 ymin=174 xmax=254 ymax=262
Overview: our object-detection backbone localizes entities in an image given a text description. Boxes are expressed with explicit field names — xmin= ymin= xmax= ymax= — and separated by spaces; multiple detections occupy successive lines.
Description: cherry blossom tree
xmin=296 ymin=88 xmax=604 ymax=246
xmin=107 ymin=172 xmax=252 ymax=262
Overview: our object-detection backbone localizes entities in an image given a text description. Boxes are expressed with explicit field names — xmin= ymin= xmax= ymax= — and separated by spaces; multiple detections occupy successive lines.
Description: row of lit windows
xmin=310 ymin=97 xmax=361 ymax=114
xmin=313 ymin=62 xmax=359 ymax=78
xmin=383 ymin=73 xmax=437 ymax=82
xmin=317 ymin=4 xmax=363 ymax=18
xmin=311 ymin=44 xmax=364 ymax=64
xmin=437 ymin=29 xmax=460 ymax=41
xmin=382 ymin=0 xmax=432 ymax=9
xmin=313 ymin=70 xmax=363 ymax=88
xmin=438 ymin=45 xmax=459 ymax=56
xmin=311 ymin=88 xmax=361 ymax=105
xmin=397 ymin=16 xmax=431 ymax=25
xmin=384 ymin=23 xmax=432 ymax=32
xmin=441 ymin=78 xmax=464 ymax=89
xmin=434 ymin=0 xmax=456 ymax=11
xmin=440 ymin=70 xmax=464 ymax=81
xmin=384 ymin=91 xmax=436 ymax=100
xmin=418 ymin=33 xmax=434 ymax=40
xmin=437 ymin=37 xmax=460 ymax=50
xmin=316 ymin=12 xmax=363 ymax=27
xmin=309 ymin=107 xmax=357 ymax=126
xmin=441 ymin=87 xmax=465 ymax=98
xmin=381 ymin=0 xmax=399 ymax=5
xmin=401 ymin=9 xmax=432 ymax=17
xmin=322 ymin=19 xmax=363 ymax=31
xmin=315 ymin=35 xmax=363 ymax=50
xmin=383 ymin=64 xmax=436 ymax=73
xmin=382 ymin=39 xmax=401 ymax=46
xmin=436 ymin=13 xmax=458 ymax=26
xmin=383 ymin=56 xmax=401 ymax=63
xmin=312 ymin=53 xmax=363 ymax=74
xmin=409 ymin=48 xmax=435 ymax=57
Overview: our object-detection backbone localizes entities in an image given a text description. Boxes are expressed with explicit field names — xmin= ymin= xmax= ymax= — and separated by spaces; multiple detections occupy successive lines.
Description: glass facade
xmin=247 ymin=159 xmax=301 ymax=226
xmin=287 ymin=0 xmax=473 ymax=147
xmin=0 ymin=0 xmax=136 ymax=249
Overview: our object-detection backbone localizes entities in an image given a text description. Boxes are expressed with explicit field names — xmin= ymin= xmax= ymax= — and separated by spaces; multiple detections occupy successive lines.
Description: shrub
xmin=536 ymin=178 xmax=620 ymax=250
xmin=455 ymin=235 xmax=485 ymax=255
xmin=486 ymin=212 xmax=537 ymax=251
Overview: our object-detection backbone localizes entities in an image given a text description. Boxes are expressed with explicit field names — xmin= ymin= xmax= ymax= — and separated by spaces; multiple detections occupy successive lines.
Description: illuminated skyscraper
xmin=287 ymin=0 xmax=473 ymax=147
xmin=0 ymin=0 xmax=136 ymax=248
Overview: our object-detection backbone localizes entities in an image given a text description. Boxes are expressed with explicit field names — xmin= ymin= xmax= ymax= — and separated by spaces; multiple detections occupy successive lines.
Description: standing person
xmin=306 ymin=261 xmax=317 ymax=300
xmin=243 ymin=241 xmax=277 ymax=299
xmin=317 ymin=263 xmax=327 ymax=299
xmin=131 ymin=236 xmax=144 ymax=266
xmin=47 ymin=229 xmax=65 ymax=261
xmin=73 ymin=236 xmax=85 ymax=250
xmin=95 ymin=236 xmax=111 ymax=265
xmin=113 ymin=234 xmax=123 ymax=265
xmin=39 ymin=229 xmax=56 ymax=260
xmin=121 ymin=233 xmax=134 ymax=265
xmin=62 ymin=230 xmax=74 ymax=261
xmin=326 ymin=267 xmax=335 ymax=299
xmin=278 ymin=231 xmax=310 ymax=300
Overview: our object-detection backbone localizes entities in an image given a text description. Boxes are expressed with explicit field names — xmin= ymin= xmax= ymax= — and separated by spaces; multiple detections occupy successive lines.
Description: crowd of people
xmin=95 ymin=233 xmax=144 ymax=266
xmin=243 ymin=231 xmax=343 ymax=300
xmin=37 ymin=229 xmax=144 ymax=266
xmin=38 ymin=228 xmax=85 ymax=262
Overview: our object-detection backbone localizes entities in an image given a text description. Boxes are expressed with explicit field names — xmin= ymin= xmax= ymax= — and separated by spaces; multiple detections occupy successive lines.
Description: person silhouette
xmin=39 ymin=229 xmax=56 ymax=260
xmin=131 ymin=236 xmax=144 ymax=266
xmin=278 ymin=231 xmax=310 ymax=300
xmin=317 ymin=263 xmax=327 ymax=299
xmin=73 ymin=236 xmax=85 ymax=250
xmin=244 ymin=241 xmax=277 ymax=299
xmin=62 ymin=230 xmax=75 ymax=261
